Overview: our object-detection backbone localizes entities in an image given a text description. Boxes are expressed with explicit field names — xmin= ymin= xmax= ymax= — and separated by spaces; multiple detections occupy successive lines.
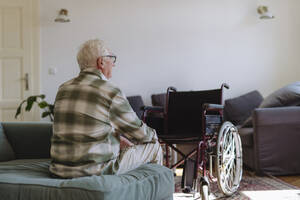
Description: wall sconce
xmin=257 ymin=6 xmax=274 ymax=19
xmin=54 ymin=9 xmax=71 ymax=23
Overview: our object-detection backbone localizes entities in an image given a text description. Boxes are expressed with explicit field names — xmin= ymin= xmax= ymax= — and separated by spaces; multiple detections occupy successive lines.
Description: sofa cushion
xmin=0 ymin=124 xmax=15 ymax=162
xmin=2 ymin=122 xmax=52 ymax=159
xmin=151 ymin=93 xmax=166 ymax=107
xmin=126 ymin=95 xmax=145 ymax=119
xmin=259 ymin=81 xmax=300 ymax=108
xmin=0 ymin=159 xmax=174 ymax=200
xmin=242 ymin=82 xmax=300 ymax=128
xmin=224 ymin=90 xmax=263 ymax=125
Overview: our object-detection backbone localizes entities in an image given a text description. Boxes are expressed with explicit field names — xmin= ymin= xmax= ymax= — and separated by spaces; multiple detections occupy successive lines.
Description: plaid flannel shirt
xmin=49 ymin=68 xmax=157 ymax=178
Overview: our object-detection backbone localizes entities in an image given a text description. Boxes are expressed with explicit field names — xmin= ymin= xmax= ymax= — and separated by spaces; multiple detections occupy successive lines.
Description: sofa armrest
xmin=253 ymin=106 xmax=300 ymax=126
xmin=252 ymin=106 xmax=300 ymax=175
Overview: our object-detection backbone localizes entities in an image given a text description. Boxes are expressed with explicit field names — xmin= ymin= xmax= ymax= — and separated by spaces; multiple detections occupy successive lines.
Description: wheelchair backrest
xmin=166 ymin=89 xmax=222 ymax=137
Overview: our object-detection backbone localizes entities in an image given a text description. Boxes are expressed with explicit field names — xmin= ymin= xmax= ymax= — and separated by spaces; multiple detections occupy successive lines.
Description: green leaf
xmin=15 ymin=105 xmax=22 ymax=119
xmin=42 ymin=111 xmax=51 ymax=118
xmin=48 ymin=104 xmax=55 ymax=114
xmin=15 ymin=94 xmax=54 ymax=120
xmin=25 ymin=96 xmax=37 ymax=111
xmin=15 ymin=106 xmax=21 ymax=118
xmin=38 ymin=101 xmax=48 ymax=108
xmin=15 ymin=100 xmax=26 ymax=119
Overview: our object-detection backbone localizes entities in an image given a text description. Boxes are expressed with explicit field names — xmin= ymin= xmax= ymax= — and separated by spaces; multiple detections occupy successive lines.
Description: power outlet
xmin=49 ymin=67 xmax=57 ymax=75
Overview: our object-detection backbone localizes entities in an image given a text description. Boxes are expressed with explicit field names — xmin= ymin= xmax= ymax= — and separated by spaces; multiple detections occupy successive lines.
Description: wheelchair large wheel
xmin=216 ymin=121 xmax=242 ymax=196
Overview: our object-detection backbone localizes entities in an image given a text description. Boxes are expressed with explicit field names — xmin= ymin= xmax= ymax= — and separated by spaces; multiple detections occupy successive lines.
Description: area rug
xmin=174 ymin=171 xmax=300 ymax=200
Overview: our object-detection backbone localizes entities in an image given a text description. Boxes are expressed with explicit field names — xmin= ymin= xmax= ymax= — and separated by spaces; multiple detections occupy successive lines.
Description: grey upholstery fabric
xmin=252 ymin=107 xmax=300 ymax=175
xmin=242 ymin=82 xmax=300 ymax=128
xmin=126 ymin=95 xmax=145 ymax=120
xmin=239 ymin=106 xmax=300 ymax=175
xmin=224 ymin=90 xmax=263 ymax=125
xmin=238 ymin=128 xmax=253 ymax=147
xmin=0 ymin=124 xmax=15 ymax=162
xmin=226 ymin=85 xmax=300 ymax=175
xmin=260 ymin=81 xmax=300 ymax=108
xmin=2 ymin=122 xmax=52 ymax=159
xmin=0 ymin=159 xmax=174 ymax=200
xmin=151 ymin=93 xmax=166 ymax=107
xmin=0 ymin=122 xmax=174 ymax=200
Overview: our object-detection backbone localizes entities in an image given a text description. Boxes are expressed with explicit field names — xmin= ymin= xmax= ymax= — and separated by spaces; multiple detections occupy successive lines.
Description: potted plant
xmin=15 ymin=94 xmax=54 ymax=121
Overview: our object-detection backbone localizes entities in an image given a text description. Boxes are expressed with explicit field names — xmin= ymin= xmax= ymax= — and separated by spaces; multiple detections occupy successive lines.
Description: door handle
xmin=24 ymin=73 xmax=29 ymax=91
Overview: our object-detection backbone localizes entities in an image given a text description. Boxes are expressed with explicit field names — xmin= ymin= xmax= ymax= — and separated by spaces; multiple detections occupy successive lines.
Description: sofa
xmin=224 ymin=84 xmax=300 ymax=175
xmin=0 ymin=122 xmax=174 ymax=200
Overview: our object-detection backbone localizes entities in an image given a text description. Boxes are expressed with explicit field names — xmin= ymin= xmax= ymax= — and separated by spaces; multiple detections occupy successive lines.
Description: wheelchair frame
xmin=143 ymin=84 xmax=243 ymax=199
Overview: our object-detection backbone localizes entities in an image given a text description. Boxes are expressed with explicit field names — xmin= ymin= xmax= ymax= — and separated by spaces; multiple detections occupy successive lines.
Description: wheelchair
xmin=143 ymin=83 xmax=242 ymax=199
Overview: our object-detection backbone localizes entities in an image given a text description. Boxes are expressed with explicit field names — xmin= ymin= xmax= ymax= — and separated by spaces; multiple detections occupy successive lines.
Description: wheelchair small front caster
xmin=200 ymin=184 xmax=209 ymax=200
xmin=199 ymin=177 xmax=210 ymax=200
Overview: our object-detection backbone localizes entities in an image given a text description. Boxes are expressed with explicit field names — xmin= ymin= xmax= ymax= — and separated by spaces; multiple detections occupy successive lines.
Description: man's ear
xmin=97 ymin=57 xmax=103 ymax=70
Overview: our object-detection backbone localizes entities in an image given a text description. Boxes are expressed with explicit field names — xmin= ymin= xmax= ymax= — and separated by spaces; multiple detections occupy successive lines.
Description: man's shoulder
xmin=91 ymin=80 xmax=122 ymax=96
xmin=58 ymin=78 xmax=76 ymax=89
xmin=57 ymin=75 xmax=123 ymax=98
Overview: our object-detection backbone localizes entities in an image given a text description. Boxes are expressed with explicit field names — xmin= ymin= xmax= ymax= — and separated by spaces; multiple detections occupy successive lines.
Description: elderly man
xmin=49 ymin=39 xmax=162 ymax=178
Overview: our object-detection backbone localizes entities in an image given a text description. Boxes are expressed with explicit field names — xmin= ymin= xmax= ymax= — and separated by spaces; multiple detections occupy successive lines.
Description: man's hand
xmin=120 ymin=136 xmax=134 ymax=150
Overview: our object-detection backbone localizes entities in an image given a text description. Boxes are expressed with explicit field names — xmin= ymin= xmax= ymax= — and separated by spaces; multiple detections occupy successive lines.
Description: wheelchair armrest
xmin=203 ymin=103 xmax=224 ymax=111
xmin=142 ymin=106 xmax=164 ymax=119
xmin=142 ymin=106 xmax=164 ymax=112
xmin=142 ymin=106 xmax=165 ymax=135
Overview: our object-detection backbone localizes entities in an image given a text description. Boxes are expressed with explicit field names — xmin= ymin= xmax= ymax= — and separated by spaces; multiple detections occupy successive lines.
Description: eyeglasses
xmin=102 ymin=55 xmax=117 ymax=64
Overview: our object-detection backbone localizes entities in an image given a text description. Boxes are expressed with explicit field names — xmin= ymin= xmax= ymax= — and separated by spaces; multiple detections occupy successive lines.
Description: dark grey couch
xmin=0 ymin=122 xmax=174 ymax=200
xmin=241 ymin=106 xmax=300 ymax=175
xmin=224 ymin=89 xmax=300 ymax=175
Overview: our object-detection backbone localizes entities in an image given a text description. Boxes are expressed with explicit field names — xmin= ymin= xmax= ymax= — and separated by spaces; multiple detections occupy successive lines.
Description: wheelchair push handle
xmin=221 ymin=83 xmax=230 ymax=90
xmin=167 ymin=86 xmax=177 ymax=93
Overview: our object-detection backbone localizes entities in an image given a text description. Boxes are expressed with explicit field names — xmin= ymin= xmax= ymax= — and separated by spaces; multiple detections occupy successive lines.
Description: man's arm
xmin=109 ymin=90 xmax=157 ymax=144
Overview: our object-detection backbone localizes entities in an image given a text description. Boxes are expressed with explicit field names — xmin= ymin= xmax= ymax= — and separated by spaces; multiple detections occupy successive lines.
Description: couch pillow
xmin=127 ymin=95 xmax=145 ymax=119
xmin=151 ymin=93 xmax=166 ymax=107
xmin=242 ymin=82 xmax=300 ymax=128
xmin=224 ymin=90 xmax=263 ymax=125
xmin=259 ymin=82 xmax=300 ymax=108
xmin=0 ymin=124 xmax=15 ymax=161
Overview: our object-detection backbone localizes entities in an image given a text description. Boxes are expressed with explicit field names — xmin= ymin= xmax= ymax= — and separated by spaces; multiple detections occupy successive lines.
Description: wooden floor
xmin=277 ymin=175 xmax=300 ymax=188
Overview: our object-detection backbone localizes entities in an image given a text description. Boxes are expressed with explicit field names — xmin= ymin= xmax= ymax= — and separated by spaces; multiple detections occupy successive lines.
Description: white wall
xmin=40 ymin=0 xmax=300 ymax=105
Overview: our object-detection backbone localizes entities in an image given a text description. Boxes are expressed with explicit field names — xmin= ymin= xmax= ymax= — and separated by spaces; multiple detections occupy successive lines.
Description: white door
xmin=0 ymin=0 xmax=40 ymax=121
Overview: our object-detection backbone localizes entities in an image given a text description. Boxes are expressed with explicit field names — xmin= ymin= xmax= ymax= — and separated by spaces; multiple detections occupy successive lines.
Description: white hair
xmin=77 ymin=39 xmax=109 ymax=70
